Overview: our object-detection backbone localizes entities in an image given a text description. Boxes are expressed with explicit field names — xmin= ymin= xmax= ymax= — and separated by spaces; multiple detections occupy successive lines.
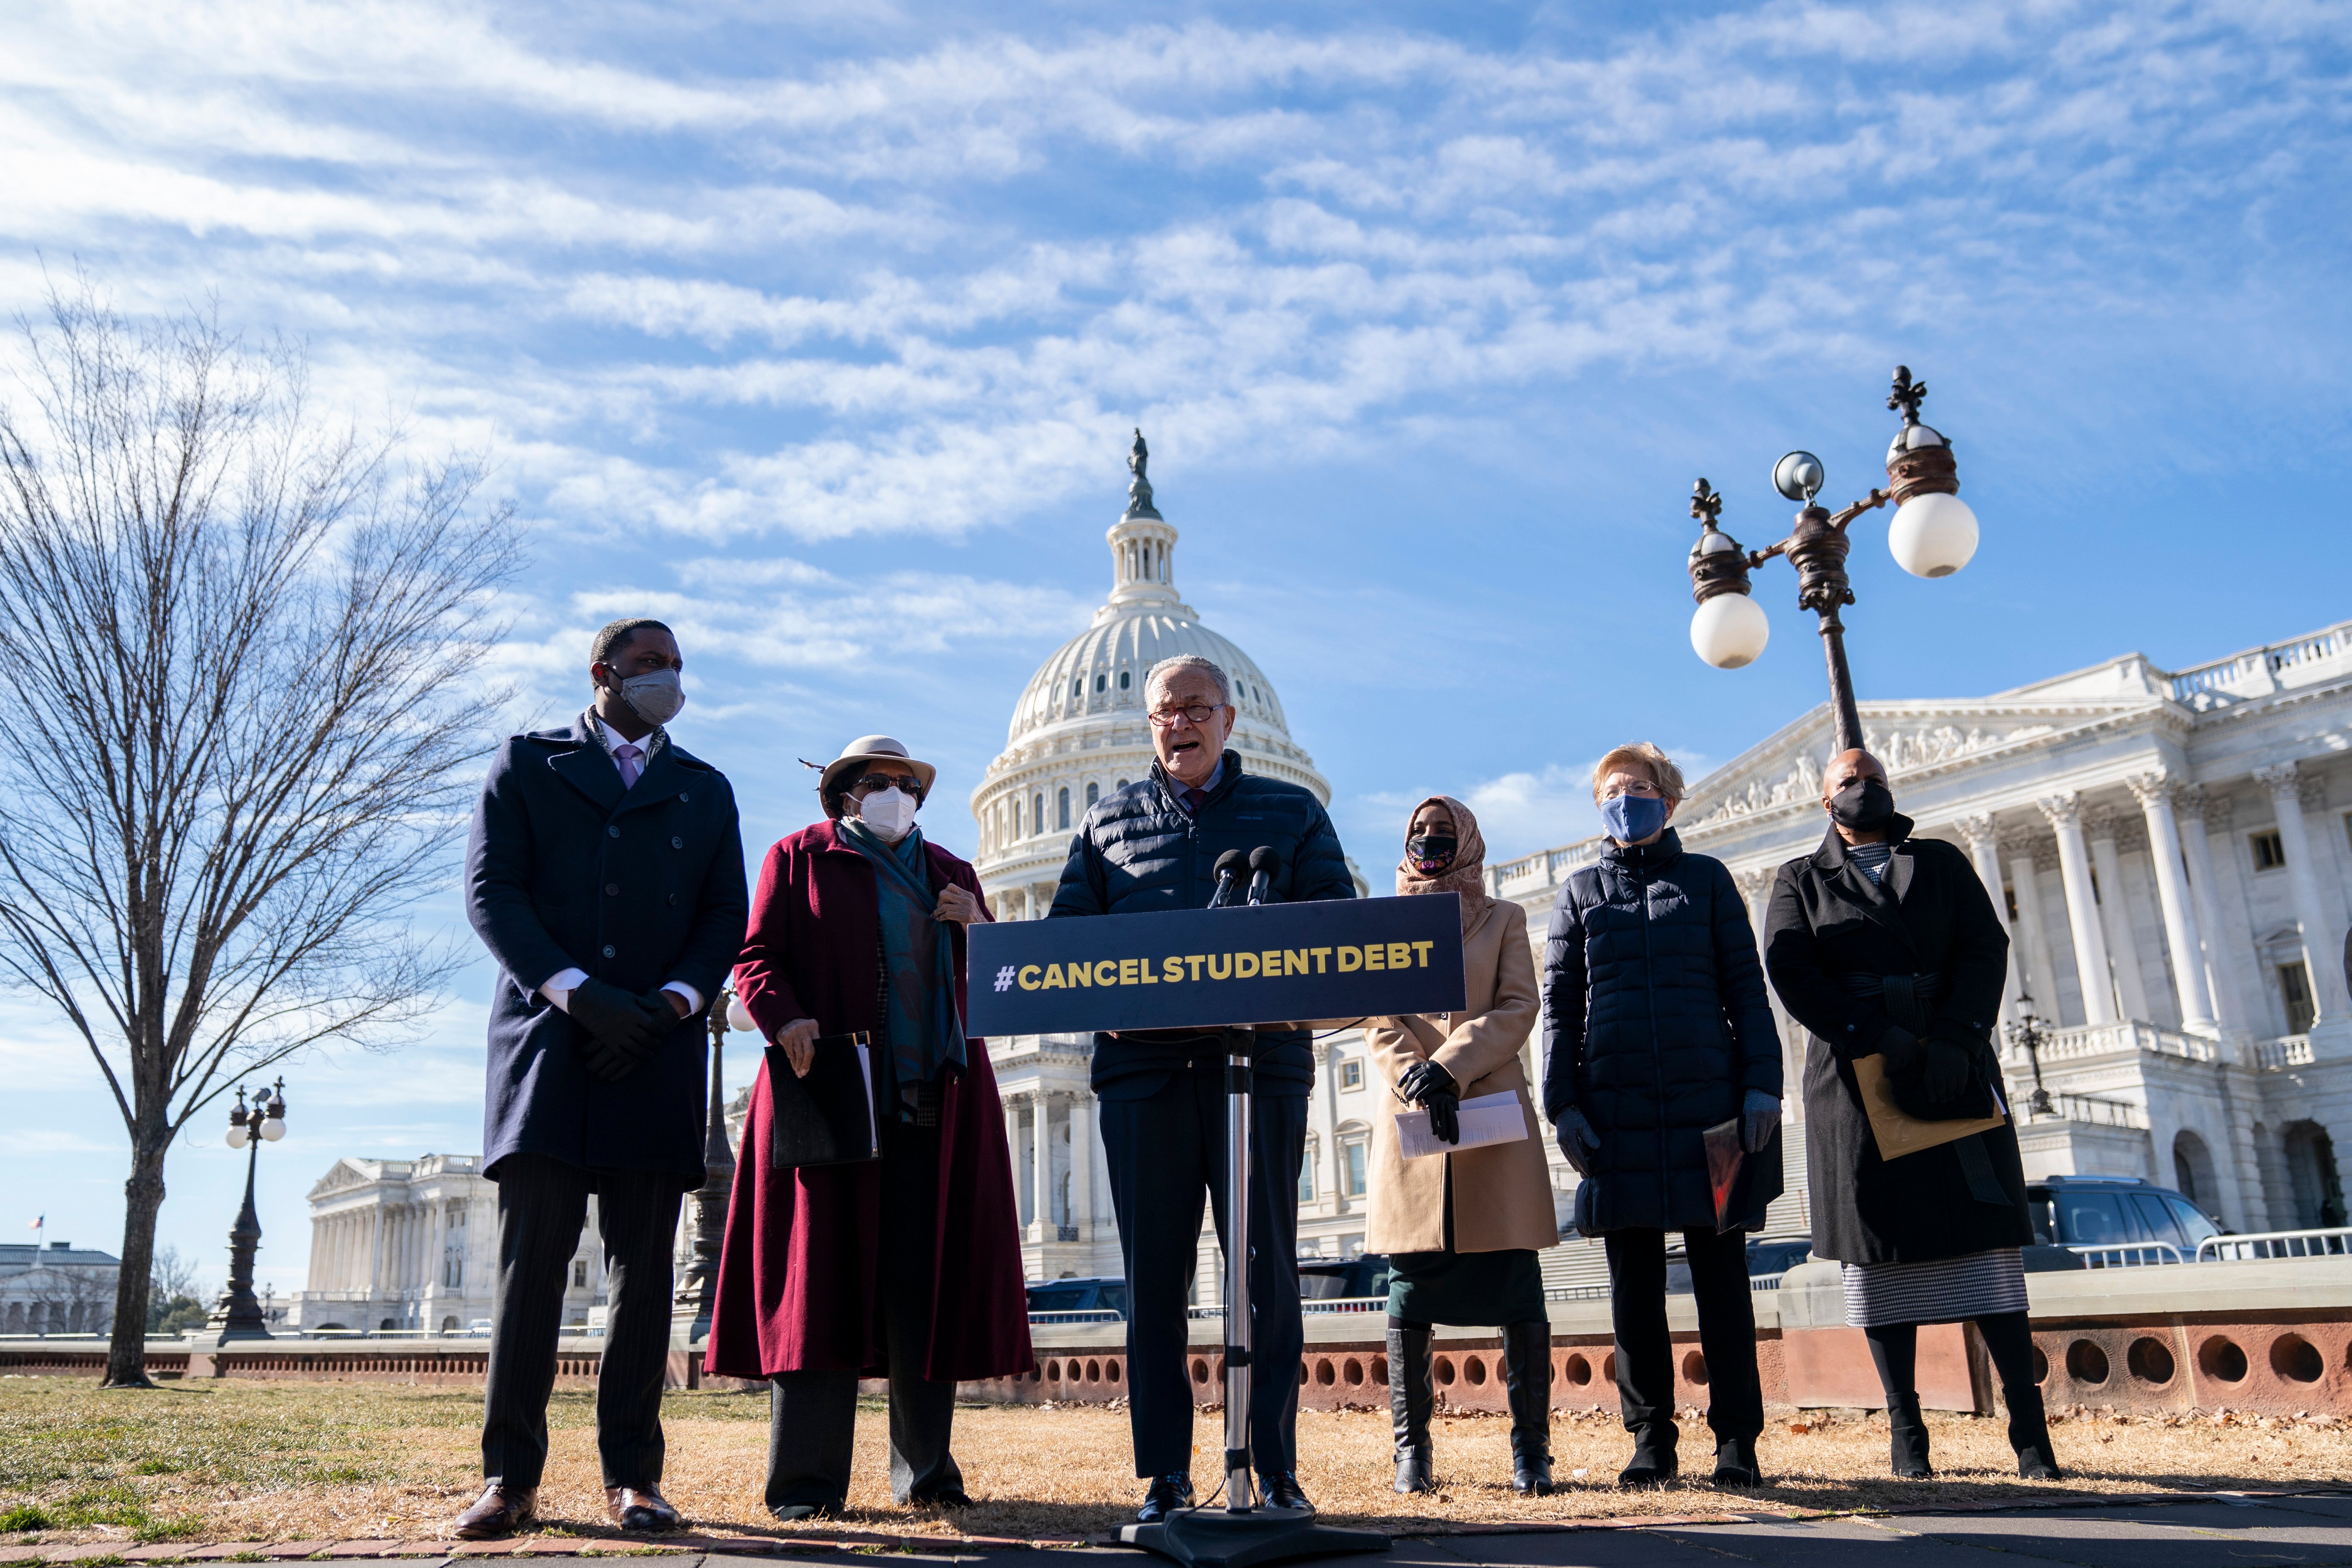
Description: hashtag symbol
xmin=993 ymin=965 xmax=1016 ymax=992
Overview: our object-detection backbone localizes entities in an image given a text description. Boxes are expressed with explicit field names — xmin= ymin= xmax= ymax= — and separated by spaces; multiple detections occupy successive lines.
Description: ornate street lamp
xmin=208 ymin=1078 xmax=287 ymax=1340
xmin=2003 ymin=1000 xmax=2056 ymax=1118
xmin=1686 ymin=366 xmax=1981 ymax=752
xmin=674 ymin=988 xmax=738 ymax=1341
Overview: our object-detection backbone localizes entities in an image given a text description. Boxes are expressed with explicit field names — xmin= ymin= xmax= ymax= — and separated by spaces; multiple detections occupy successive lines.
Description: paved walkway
xmin=11 ymin=1494 xmax=2352 ymax=1568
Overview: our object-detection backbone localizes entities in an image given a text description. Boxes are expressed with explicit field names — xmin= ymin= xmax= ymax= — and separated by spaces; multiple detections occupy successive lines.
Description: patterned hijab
xmin=1394 ymin=794 xmax=1490 ymax=934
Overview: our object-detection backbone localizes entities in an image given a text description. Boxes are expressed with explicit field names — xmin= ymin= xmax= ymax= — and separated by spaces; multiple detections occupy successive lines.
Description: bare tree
xmin=0 ymin=275 xmax=521 ymax=1385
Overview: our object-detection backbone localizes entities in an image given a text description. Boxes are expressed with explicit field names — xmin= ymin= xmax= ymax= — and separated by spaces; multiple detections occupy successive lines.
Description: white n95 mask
xmin=859 ymin=787 xmax=918 ymax=842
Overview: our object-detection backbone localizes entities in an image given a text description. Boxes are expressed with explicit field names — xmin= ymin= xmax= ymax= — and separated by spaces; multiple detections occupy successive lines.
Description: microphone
xmin=1245 ymin=846 xmax=1281 ymax=907
xmin=1208 ymin=848 xmax=1248 ymax=909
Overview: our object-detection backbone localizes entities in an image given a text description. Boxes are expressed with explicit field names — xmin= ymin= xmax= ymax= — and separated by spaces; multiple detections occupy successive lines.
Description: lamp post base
xmin=1120 ymin=1507 xmax=1388 ymax=1568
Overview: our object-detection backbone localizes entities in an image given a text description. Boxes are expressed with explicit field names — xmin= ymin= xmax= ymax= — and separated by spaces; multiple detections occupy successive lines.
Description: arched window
xmin=1057 ymin=787 xmax=1071 ymax=829
xmin=2173 ymin=1130 xmax=2216 ymax=1207
xmin=1012 ymin=798 xmax=1023 ymax=838
xmin=1033 ymin=792 xmax=1045 ymax=835
xmin=1085 ymin=781 xmax=1099 ymax=808
xmin=1115 ymin=778 xmax=1129 ymax=791
xmin=1071 ymin=677 xmax=1082 ymax=700
xmin=1119 ymin=669 xmax=1131 ymax=690
xmin=1095 ymin=672 xmax=1107 ymax=693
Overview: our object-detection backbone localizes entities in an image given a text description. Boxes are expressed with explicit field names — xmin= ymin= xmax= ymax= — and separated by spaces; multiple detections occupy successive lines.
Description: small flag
xmin=27 ymin=1215 xmax=41 ymax=1232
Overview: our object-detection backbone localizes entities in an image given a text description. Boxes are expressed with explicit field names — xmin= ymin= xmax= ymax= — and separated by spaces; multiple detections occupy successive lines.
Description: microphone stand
xmin=1121 ymin=856 xmax=1388 ymax=1568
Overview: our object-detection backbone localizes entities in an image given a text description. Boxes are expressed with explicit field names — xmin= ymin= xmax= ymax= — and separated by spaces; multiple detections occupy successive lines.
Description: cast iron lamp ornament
xmin=210 ymin=1078 xmax=287 ymax=1340
xmin=1686 ymin=366 xmax=1981 ymax=753
xmin=2003 ymin=1001 xmax=2057 ymax=1118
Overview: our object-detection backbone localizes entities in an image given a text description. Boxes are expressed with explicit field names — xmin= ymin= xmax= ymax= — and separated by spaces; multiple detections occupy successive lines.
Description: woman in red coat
xmin=707 ymin=736 xmax=1032 ymax=1520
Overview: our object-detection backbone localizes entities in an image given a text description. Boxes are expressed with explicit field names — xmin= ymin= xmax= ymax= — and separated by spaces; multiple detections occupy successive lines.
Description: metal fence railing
xmin=1026 ymin=1309 xmax=1124 ymax=1326
xmin=2197 ymin=1227 xmax=2352 ymax=1262
xmin=1749 ymin=1272 xmax=1786 ymax=1293
xmin=2069 ymin=1241 xmax=2184 ymax=1268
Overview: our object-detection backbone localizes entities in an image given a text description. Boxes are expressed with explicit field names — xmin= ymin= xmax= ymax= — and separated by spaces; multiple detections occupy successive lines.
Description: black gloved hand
xmin=1920 ymin=1038 xmax=1972 ymax=1102
xmin=1554 ymin=1108 xmax=1600 ymax=1177
xmin=1425 ymin=1088 xmax=1461 ymax=1145
xmin=1876 ymin=1023 xmax=1923 ymax=1078
xmin=569 ymin=977 xmax=662 ymax=1049
xmin=1395 ymin=1059 xmax=1456 ymax=1105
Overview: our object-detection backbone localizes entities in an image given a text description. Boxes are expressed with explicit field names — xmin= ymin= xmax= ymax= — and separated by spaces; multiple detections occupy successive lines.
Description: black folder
xmin=766 ymin=1032 xmax=879 ymax=1169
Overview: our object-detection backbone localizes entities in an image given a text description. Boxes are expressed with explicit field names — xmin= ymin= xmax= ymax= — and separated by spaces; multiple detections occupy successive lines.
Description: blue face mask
xmin=1601 ymin=793 xmax=1670 ymax=844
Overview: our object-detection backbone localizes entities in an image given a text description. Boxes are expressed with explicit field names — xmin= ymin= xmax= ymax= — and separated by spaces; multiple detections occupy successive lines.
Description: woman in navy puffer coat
xmin=1540 ymin=743 xmax=1782 ymax=1490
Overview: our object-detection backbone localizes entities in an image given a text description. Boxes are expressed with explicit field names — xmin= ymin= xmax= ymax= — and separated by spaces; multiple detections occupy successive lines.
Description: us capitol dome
xmin=970 ymin=431 xmax=1337 ymax=919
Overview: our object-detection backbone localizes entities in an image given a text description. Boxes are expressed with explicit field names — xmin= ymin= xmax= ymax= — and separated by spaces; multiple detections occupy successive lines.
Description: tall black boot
xmin=1387 ymin=1323 xmax=1434 ymax=1494
xmin=2005 ymin=1385 xmax=2061 ymax=1479
xmin=1887 ymin=1391 xmax=1932 ymax=1479
xmin=1501 ymin=1321 xmax=1554 ymax=1496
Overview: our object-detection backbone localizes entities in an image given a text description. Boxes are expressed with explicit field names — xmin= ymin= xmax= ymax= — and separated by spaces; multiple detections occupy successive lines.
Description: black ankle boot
xmin=1387 ymin=1323 xmax=1435 ymax=1494
xmin=1617 ymin=1423 xmax=1677 ymax=1487
xmin=1887 ymin=1392 xmax=1932 ymax=1479
xmin=2005 ymin=1386 xmax=2060 ymax=1479
xmin=1501 ymin=1321 xmax=1554 ymax=1496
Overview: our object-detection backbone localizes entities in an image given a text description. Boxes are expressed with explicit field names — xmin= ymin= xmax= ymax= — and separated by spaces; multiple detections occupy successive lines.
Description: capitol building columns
xmin=1486 ymin=620 xmax=2352 ymax=1243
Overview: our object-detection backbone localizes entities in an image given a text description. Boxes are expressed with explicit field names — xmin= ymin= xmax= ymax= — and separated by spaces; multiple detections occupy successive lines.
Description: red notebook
xmin=1703 ymin=1118 xmax=1747 ymax=1234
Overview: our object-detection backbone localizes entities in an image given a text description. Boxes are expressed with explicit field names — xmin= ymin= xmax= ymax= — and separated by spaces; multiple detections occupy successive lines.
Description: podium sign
xmin=966 ymin=894 xmax=1466 ymax=1037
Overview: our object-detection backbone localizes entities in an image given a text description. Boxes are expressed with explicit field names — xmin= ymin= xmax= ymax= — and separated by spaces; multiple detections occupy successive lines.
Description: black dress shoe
xmin=1711 ymin=1438 xmax=1761 ymax=1486
xmin=1618 ymin=1447 xmax=1678 ymax=1488
xmin=1259 ymin=1472 xmax=1313 ymax=1513
xmin=1137 ymin=1474 xmax=1193 ymax=1524
xmin=911 ymin=1488 xmax=973 ymax=1509
xmin=769 ymin=1499 xmax=842 ymax=1522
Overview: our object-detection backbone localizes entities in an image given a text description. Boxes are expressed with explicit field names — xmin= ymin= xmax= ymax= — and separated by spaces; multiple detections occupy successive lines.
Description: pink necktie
xmin=615 ymin=743 xmax=643 ymax=790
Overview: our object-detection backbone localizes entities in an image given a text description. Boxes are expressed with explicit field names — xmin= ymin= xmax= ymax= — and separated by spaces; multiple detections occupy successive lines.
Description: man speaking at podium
xmin=1049 ymin=653 xmax=1356 ymax=1521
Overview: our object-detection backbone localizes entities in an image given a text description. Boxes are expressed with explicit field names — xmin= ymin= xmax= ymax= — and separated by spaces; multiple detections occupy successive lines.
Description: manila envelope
xmin=1851 ymin=1054 xmax=2005 ymax=1161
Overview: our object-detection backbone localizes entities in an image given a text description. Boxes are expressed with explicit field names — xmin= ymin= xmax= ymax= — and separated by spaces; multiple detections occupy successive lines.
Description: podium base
xmin=1118 ymin=1507 xmax=1388 ymax=1568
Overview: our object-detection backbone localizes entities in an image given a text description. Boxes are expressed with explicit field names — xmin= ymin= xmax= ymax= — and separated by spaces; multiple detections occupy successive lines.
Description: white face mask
xmin=857 ymin=787 xmax=919 ymax=842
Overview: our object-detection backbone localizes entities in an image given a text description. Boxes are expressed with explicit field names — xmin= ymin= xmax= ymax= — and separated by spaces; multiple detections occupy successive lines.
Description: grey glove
xmin=1553 ymin=1106 xmax=1600 ymax=1177
xmin=1741 ymin=1089 xmax=1781 ymax=1154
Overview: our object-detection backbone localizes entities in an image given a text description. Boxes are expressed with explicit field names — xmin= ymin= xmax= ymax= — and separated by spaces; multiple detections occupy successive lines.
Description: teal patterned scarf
xmin=840 ymin=819 xmax=968 ymax=1120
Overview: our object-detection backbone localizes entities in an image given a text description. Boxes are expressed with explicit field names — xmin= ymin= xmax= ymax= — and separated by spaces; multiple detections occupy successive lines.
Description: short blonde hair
xmin=1592 ymin=742 xmax=1686 ymax=804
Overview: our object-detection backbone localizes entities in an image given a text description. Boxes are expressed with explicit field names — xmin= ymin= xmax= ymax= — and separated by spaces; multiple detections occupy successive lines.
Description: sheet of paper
xmin=853 ymin=1042 xmax=877 ymax=1151
xmin=1396 ymin=1089 xmax=1531 ymax=1160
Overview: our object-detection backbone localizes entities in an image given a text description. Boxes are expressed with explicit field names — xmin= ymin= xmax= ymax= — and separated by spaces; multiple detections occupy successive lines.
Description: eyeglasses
xmin=1146 ymin=703 xmax=1228 ymax=729
xmin=1599 ymin=780 xmax=1664 ymax=800
xmin=847 ymin=774 xmax=921 ymax=798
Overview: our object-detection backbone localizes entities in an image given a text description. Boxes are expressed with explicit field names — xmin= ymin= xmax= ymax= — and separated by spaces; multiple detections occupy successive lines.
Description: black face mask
xmin=1829 ymin=779 xmax=1896 ymax=831
xmin=1407 ymin=834 xmax=1457 ymax=873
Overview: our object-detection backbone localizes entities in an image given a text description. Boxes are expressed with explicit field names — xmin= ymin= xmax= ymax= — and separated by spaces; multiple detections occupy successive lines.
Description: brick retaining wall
xmin=9 ymin=1258 xmax=2346 ymax=1417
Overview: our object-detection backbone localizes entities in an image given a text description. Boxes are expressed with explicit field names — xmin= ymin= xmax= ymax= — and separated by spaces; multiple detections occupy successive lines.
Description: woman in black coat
xmin=1763 ymin=749 xmax=2057 ymax=1481
xmin=1541 ymin=743 xmax=1783 ymax=1489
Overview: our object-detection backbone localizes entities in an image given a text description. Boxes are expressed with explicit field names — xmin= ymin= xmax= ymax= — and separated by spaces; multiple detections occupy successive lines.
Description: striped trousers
xmin=481 ymin=1155 xmax=688 ymax=1491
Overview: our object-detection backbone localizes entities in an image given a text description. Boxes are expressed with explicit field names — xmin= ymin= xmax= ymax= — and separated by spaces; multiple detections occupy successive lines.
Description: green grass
xmin=0 ymin=1376 xmax=773 ymax=1542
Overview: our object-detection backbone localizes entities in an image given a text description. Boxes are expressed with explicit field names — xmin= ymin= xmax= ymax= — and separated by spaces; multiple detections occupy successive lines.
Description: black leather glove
xmin=1554 ymin=1108 xmax=1600 ymax=1177
xmin=1920 ymin=1038 xmax=1972 ymax=1102
xmin=569 ymin=977 xmax=665 ymax=1081
xmin=1395 ymin=1059 xmax=1456 ymax=1105
xmin=1876 ymin=1023 xmax=1923 ymax=1077
xmin=1426 ymin=1088 xmax=1461 ymax=1144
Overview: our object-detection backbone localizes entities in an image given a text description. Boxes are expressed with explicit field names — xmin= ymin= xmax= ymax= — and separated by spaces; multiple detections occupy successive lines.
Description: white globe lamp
xmin=1887 ymin=490 xmax=1978 ymax=578
xmin=1691 ymin=592 xmax=1771 ymax=669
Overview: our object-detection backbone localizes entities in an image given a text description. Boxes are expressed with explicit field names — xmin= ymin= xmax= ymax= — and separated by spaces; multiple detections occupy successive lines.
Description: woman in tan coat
xmin=1367 ymin=796 xmax=1556 ymax=1496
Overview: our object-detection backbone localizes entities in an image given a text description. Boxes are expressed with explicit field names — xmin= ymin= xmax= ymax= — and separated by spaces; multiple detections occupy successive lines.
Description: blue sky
xmin=2 ymin=0 xmax=2346 ymax=1297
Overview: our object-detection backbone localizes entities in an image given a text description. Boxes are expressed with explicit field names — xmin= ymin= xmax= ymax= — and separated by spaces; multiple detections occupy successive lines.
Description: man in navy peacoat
xmin=454 ymin=617 xmax=748 ymax=1540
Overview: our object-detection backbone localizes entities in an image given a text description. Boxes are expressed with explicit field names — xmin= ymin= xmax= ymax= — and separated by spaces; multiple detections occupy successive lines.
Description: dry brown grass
xmin=3 ymin=1378 xmax=2346 ymax=1547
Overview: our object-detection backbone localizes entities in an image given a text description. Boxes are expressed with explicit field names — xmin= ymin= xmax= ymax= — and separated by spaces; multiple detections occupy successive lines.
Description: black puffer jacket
xmin=1539 ymin=829 xmax=1781 ymax=1232
xmin=1048 ymin=749 xmax=1355 ymax=1097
